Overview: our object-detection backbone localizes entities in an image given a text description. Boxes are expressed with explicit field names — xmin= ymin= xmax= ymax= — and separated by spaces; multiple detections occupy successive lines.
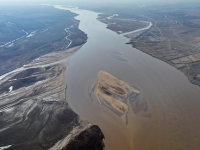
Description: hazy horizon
xmin=0 ymin=0 xmax=200 ymax=5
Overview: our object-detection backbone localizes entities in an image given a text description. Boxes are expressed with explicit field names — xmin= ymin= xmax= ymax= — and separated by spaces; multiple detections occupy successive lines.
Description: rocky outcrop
xmin=62 ymin=125 xmax=105 ymax=150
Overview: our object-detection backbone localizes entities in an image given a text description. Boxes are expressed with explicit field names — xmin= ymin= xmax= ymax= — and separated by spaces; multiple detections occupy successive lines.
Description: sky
xmin=0 ymin=0 xmax=199 ymax=4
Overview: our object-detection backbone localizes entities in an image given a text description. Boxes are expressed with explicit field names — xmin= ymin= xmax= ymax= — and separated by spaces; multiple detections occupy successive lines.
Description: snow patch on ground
xmin=9 ymin=86 xmax=13 ymax=92
xmin=27 ymin=30 xmax=37 ymax=38
xmin=0 ymin=145 xmax=12 ymax=150
xmin=107 ymin=14 xmax=118 ymax=20
xmin=6 ymin=43 xmax=14 ymax=48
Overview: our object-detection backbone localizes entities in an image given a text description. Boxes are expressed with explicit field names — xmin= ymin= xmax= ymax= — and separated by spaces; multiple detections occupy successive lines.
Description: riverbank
xmin=98 ymin=13 xmax=149 ymax=35
xmin=0 ymin=5 xmax=87 ymax=76
xmin=0 ymin=45 xmax=104 ymax=149
xmin=98 ymin=10 xmax=200 ymax=88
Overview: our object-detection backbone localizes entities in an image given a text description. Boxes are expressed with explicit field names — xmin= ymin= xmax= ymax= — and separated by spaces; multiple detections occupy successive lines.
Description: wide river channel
xmin=56 ymin=6 xmax=200 ymax=150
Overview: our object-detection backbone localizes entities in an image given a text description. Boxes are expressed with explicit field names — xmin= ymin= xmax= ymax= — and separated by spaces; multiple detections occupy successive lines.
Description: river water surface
xmin=55 ymin=6 xmax=200 ymax=150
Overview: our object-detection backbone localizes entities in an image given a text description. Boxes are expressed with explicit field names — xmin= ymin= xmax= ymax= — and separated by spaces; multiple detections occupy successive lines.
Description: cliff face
xmin=62 ymin=125 xmax=105 ymax=150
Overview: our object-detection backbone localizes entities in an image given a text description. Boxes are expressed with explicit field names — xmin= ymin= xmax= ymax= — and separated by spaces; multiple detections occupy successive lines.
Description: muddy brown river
xmin=55 ymin=6 xmax=200 ymax=150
